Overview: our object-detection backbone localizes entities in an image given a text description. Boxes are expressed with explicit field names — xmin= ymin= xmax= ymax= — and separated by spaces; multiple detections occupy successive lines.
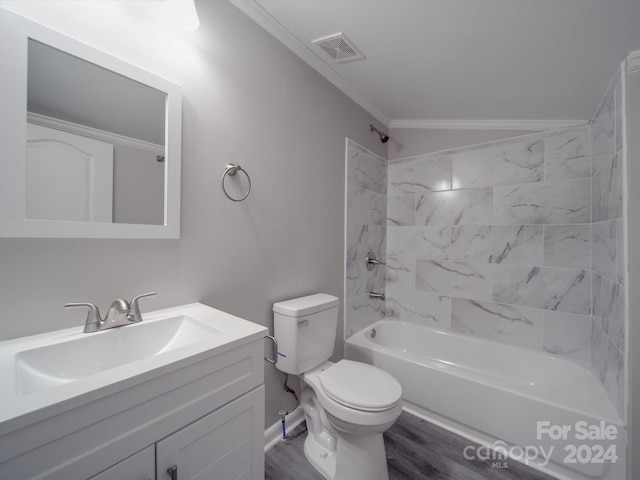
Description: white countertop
xmin=0 ymin=303 xmax=267 ymax=435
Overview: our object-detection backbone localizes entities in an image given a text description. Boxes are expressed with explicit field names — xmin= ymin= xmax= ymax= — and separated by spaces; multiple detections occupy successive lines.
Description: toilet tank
xmin=273 ymin=293 xmax=339 ymax=375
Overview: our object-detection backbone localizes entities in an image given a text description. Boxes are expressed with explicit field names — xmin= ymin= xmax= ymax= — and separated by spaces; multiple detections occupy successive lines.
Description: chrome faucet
xmin=128 ymin=292 xmax=157 ymax=323
xmin=65 ymin=292 xmax=156 ymax=333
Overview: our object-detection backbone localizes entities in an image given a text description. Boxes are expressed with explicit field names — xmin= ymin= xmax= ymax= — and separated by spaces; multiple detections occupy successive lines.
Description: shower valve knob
xmin=365 ymin=251 xmax=385 ymax=270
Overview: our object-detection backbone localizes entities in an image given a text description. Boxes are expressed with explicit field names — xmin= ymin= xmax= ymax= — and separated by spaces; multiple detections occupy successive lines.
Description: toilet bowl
xmin=304 ymin=360 xmax=402 ymax=431
xmin=299 ymin=360 xmax=402 ymax=480
xmin=273 ymin=293 xmax=402 ymax=480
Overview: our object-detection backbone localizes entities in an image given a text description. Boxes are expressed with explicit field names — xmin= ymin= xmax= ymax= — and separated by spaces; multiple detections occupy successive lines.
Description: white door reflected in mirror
xmin=26 ymin=123 xmax=114 ymax=222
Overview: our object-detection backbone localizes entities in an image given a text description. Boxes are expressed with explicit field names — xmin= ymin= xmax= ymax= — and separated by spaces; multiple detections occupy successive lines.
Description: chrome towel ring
xmin=222 ymin=163 xmax=251 ymax=202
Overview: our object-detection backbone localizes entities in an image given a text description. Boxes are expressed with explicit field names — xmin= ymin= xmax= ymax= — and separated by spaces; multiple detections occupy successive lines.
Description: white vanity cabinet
xmin=90 ymin=387 xmax=264 ymax=480
xmin=0 ymin=304 xmax=267 ymax=480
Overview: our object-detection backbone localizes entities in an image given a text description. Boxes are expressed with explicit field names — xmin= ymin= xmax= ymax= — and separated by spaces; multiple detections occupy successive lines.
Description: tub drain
xmin=370 ymin=328 xmax=377 ymax=339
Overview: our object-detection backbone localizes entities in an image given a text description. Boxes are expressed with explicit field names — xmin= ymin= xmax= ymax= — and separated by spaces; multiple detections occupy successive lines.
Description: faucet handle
xmin=128 ymin=292 xmax=156 ymax=323
xmin=64 ymin=303 xmax=103 ymax=332
xmin=365 ymin=251 xmax=386 ymax=271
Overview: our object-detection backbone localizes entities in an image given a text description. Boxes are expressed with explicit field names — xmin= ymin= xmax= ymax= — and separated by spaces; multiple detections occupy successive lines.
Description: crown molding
xmin=388 ymin=119 xmax=588 ymax=131
xmin=628 ymin=49 xmax=640 ymax=77
xmin=27 ymin=112 xmax=164 ymax=153
xmin=229 ymin=0 xmax=389 ymax=126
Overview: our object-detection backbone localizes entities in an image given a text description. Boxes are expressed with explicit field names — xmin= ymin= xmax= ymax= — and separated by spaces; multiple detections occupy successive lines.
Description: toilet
xmin=273 ymin=293 xmax=402 ymax=480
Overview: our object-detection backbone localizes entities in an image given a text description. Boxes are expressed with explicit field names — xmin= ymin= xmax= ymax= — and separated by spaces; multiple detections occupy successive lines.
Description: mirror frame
xmin=0 ymin=9 xmax=182 ymax=239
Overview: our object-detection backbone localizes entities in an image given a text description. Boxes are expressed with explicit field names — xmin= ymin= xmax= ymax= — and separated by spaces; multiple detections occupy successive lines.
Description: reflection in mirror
xmin=27 ymin=40 xmax=166 ymax=225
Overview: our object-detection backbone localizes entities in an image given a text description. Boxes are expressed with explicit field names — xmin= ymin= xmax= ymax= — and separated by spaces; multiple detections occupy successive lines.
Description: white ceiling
xmin=231 ymin=0 xmax=640 ymax=128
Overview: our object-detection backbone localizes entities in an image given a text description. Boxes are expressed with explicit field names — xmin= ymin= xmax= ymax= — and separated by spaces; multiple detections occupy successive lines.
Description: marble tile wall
xmin=345 ymin=140 xmax=387 ymax=337
xmin=385 ymin=128 xmax=594 ymax=363
xmin=590 ymin=68 xmax=626 ymax=417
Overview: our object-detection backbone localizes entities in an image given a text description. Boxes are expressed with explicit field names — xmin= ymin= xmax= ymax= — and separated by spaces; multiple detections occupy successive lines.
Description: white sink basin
xmin=15 ymin=314 xmax=223 ymax=396
xmin=0 ymin=303 xmax=267 ymax=431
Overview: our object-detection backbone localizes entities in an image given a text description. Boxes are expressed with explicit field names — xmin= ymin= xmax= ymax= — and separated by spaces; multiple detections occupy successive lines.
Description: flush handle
xmin=264 ymin=335 xmax=278 ymax=364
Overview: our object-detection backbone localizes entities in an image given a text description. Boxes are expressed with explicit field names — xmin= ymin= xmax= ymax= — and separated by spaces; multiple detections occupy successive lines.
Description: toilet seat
xmin=319 ymin=360 xmax=402 ymax=412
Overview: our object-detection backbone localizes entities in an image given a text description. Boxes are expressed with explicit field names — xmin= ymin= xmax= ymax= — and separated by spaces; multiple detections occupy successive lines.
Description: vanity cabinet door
xmin=156 ymin=386 xmax=264 ymax=480
xmin=89 ymin=445 xmax=155 ymax=480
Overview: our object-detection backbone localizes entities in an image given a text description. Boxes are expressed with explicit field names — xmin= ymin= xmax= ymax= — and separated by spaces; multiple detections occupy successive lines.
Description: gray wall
xmin=112 ymin=144 xmax=165 ymax=225
xmin=0 ymin=1 xmax=386 ymax=428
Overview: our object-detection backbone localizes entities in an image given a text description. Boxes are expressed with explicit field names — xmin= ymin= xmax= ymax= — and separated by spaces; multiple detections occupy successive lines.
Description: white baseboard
xmin=264 ymin=406 xmax=305 ymax=452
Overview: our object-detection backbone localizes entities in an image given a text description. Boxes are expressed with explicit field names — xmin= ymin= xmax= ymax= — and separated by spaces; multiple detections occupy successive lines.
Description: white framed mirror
xmin=0 ymin=9 xmax=182 ymax=238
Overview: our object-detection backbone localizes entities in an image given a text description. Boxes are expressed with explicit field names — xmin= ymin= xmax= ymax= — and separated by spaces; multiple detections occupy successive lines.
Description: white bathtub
xmin=346 ymin=320 xmax=626 ymax=480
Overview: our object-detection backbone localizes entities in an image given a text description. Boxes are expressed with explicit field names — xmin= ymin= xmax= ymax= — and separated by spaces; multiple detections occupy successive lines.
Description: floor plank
xmin=265 ymin=411 xmax=557 ymax=480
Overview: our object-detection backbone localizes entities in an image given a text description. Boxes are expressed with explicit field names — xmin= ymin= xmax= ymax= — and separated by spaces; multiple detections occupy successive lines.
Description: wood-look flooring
xmin=265 ymin=412 xmax=557 ymax=480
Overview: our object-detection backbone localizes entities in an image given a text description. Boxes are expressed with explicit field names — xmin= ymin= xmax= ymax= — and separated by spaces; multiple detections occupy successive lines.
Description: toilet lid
xmin=319 ymin=360 xmax=402 ymax=411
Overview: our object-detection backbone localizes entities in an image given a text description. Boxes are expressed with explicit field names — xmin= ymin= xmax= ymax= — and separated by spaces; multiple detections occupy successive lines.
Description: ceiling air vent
xmin=311 ymin=33 xmax=365 ymax=63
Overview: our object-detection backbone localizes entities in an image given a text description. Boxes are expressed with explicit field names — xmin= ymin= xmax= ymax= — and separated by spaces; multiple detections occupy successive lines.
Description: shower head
xmin=370 ymin=124 xmax=389 ymax=143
